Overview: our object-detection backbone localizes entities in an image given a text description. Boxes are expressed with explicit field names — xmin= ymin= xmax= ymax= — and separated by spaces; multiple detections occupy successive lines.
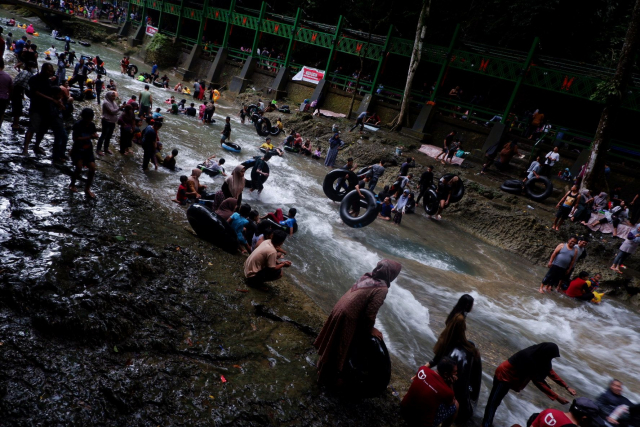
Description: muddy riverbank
xmin=0 ymin=140 xmax=408 ymax=424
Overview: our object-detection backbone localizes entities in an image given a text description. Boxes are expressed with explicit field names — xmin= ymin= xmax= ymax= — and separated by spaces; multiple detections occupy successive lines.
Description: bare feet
xmin=539 ymin=287 xmax=545 ymax=294
xmin=85 ymin=190 xmax=95 ymax=198
xmin=96 ymin=150 xmax=105 ymax=156
xmin=69 ymin=185 xmax=78 ymax=192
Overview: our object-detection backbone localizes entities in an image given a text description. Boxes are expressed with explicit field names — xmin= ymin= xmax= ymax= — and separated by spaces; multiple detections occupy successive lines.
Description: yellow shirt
xmin=277 ymin=121 xmax=283 ymax=130
xmin=260 ymin=142 xmax=274 ymax=150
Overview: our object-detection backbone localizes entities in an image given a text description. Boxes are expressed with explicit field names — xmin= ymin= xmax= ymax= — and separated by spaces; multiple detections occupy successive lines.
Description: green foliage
xmin=145 ymin=33 xmax=180 ymax=68
xmin=590 ymin=79 xmax=622 ymax=103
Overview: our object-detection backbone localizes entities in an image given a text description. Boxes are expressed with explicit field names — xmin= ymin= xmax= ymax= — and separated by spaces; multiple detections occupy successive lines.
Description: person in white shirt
xmin=541 ymin=147 xmax=560 ymax=177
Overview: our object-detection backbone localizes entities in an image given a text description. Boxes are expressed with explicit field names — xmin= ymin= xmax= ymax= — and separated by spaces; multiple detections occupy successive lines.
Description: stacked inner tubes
xmin=323 ymin=169 xmax=358 ymax=202
xmin=253 ymin=115 xmax=281 ymax=137
xmin=187 ymin=204 xmax=238 ymax=253
xmin=322 ymin=169 xmax=378 ymax=228
xmin=500 ymin=176 xmax=553 ymax=202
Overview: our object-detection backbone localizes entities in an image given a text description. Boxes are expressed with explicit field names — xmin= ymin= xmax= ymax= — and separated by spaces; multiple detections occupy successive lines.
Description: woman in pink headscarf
xmin=313 ymin=259 xmax=402 ymax=387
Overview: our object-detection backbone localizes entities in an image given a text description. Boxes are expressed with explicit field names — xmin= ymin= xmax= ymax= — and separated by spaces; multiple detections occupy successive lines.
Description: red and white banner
xmin=292 ymin=66 xmax=325 ymax=84
xmin=145 ymin=25 xmax=158 ymax=37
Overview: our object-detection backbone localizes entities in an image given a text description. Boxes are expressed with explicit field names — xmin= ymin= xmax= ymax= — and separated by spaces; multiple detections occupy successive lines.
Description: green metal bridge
xmin=121 ymin=0 xmax=640 ymax=115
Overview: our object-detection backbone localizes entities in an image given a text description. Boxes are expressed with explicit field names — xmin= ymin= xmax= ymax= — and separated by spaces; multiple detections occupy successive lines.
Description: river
xmin=3 ymin=13 xmax=640 ymax=426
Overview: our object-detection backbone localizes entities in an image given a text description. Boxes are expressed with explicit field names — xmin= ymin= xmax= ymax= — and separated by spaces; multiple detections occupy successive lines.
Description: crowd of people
xmin=315 ymin=267 xmax=639 ymax=426
xmin=3 ymin=24 xmax=640 ymax=427
xmin=21 ymin=0 xmax=126 ymax=23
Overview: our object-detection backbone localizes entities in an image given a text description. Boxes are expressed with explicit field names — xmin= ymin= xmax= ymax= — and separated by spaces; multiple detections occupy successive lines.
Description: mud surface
xmin=0 ymin=137 xmax=406 ymax=425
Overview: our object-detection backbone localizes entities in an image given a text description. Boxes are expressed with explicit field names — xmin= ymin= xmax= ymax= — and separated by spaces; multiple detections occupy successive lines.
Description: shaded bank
xmin=0 ymin=142 xmax=408 ymax=424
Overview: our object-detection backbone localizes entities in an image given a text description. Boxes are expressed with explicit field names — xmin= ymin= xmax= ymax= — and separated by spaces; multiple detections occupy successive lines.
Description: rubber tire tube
xmin=128 ymin=64 xmax=138 ymax=75
xmin=246 ymin=104 xmax=259 ymax=117
xmin=186 ymin=204 xmax=238 ymax=253
xmin=269 ymin=127 xmax=281 ymax=136
xmin=222 ymin=142 xmax=242 ymax=152
xmin=357 ymin=165 xmax=373 ymax=178
xmin=502 ymin=179 xmax=525 ymax=190
xmin=242 ymin=160 xmax=269 ymax=188
xmin=339 ymin=189 xmax=378 ymax=228
xmin=525 ymin=176 xmax=553 ymax=202
xmin=197 ymin=164 xmax=222 ymax=177
xmin=441 ymin=173 xmax=465 ymax=204
xmin=255 ymin=117 xmax=272 ymax=137
xmin=424 ymin=189 xmax=439 ymax=215
xmin=323 ymin=169 xmax=358 ymax=202
xmin=500 ymin=184 xmax=524 ymax=195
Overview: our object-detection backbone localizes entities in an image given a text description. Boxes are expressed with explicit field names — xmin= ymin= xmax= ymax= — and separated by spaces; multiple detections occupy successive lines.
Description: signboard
xmin=292 ymin=66 xmax=325 ymax=84
xmin=146 ymin=25 xmax=158 ymax=37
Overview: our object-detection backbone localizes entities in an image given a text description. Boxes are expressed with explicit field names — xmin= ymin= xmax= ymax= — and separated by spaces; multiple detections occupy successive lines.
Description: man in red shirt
xmin=527 ymin=397 xmax=604 ymax=427
xmin=401 ymin=357 xmax=458 ymax=427
xmin=565 ymin=271 xmax=595 ymax=301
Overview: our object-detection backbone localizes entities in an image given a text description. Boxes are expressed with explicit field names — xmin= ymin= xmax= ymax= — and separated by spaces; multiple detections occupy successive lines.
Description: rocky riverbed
xmin=0 ymin=129 xmax=409 ymax=424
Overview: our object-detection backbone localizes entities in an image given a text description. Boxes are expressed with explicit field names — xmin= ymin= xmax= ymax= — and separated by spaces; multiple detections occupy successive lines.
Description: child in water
xmin=228 ymin=204 xmax=252 ymax=254
xmin=173 ymin=175 xmax=188 ymax=205
xmin=132 ymin=118 xmax=143 ymax=145
xmin=280 ymin=208 xmax=297 ymax=236
xmin=312 ymin=146 xmax=322 ymax=159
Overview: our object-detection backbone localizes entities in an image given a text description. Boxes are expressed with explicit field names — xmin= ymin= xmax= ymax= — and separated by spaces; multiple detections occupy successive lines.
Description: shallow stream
xmin=3 ymin=13 xmax=640 ymax=425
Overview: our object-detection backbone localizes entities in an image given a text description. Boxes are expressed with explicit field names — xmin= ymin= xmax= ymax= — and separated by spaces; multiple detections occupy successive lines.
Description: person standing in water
xmin=424 ymin=294 xmax=481 ymax=424
xmin=481 ymin=342 xmax=577 ymax=427
xmin=221 ymin=116 xmax=231 ymax=145
xmin=314 ymin=259 xmax=402 ymax=388
xmin=539 ymin=236 xmax=578 ymax=293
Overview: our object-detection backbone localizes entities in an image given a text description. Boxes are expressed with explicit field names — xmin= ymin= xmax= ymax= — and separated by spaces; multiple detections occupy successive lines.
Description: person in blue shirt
xmin=280 ymin=208 xmax=297 ymax=236
xmin=378 ymin=197 xmax=394 ymax=221
xmin=151 ymin=62 xmax=158 ymax=75
xmin=229 ymin=204 xmax=252 ymax=253
xmin=14 ymin=36 xmax=27 ymax=58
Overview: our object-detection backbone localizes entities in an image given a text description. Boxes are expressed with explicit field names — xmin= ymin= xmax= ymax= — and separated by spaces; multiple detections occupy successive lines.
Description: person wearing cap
xmin=523 ymin=398 xmax=605 ymax=427
xmin=482 ymin=343 xmax=577 ymax=427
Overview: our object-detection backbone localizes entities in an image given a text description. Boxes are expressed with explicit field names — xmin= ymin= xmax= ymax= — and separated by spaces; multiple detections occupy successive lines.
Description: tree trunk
xmin=581 ymin=0 xmax=640 ymax=192
xmin=391 ymin=0 xmax=430 ymax=131
xmin=347 ymin=35 xmax=370 ymax=119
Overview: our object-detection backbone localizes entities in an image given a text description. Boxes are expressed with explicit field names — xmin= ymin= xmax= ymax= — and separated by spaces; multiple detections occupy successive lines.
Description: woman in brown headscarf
xmin=215 ymin=198 xmax=237 ymax=220
xmin=221 ymin=165 xmax=245 ymax=207
xmin=186 ymin=169 xmax=207 ymax=199
xmin=314 ymin=259 xmax=402 ymax=387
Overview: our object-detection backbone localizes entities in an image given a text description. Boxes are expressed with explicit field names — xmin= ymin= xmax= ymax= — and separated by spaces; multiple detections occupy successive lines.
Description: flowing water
xmin=4 ymin=14 xmax=640 ymax=425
